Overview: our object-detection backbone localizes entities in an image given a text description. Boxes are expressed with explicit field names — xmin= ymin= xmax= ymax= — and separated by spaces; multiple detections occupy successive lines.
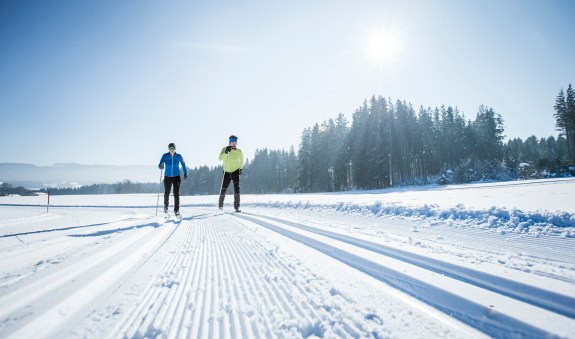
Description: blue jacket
xmin=159 ymin=152 xmax=188 ymax=177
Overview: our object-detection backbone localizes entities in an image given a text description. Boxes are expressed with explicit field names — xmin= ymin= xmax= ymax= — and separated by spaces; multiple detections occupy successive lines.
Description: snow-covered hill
xmin=1 ymin=178 xmax=574 ymax=338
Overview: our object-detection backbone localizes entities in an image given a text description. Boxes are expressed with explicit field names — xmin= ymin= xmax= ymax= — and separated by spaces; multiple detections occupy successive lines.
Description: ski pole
xmin=156 ymin=168 xmax=163 ymax=216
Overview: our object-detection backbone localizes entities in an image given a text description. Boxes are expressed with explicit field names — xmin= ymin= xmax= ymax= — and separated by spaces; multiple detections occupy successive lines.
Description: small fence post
xmin=47 ymin=190 xmax=50 ymax=213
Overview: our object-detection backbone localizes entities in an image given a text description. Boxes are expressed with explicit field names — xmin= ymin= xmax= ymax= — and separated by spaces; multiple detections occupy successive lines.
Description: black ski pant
xmin=164 ymin=175 xmax=181 ymax=212
xmin=219 ymin=170 xmax=240 ymax=209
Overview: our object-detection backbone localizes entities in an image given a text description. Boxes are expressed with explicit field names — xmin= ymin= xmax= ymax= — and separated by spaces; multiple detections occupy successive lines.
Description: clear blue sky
xmin=1 ymin=0 xmax=574 ymax=167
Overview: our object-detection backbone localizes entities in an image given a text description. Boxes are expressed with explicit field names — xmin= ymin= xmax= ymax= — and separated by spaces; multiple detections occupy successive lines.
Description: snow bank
xmin=237 ymin=178 xmax=575 ymax=238
xmin=243 ymin=200 xmax=575 ymax=237
xmin=3 ymin=178 xmax=574 ymax=238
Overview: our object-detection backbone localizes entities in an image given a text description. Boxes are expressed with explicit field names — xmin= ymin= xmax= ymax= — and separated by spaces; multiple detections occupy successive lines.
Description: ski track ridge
xmin=112 ymin=212 xmax=381 ymax=338
xmin=234 ymin=212 xmax=575 ymax=338
xmin=0 ymin=215 xmax=177 ymax=339
xmin=241 ymin=212 xmax=575 ymax=319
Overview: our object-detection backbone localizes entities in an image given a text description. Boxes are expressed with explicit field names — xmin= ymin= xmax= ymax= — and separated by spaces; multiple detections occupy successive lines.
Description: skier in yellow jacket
xmin=218 ymin=135 xmax=244 ymax=212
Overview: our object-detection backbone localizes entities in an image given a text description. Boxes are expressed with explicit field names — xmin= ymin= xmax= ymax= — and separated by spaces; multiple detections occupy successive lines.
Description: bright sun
xmin=362 ymin=26 xmax=405 ymax=68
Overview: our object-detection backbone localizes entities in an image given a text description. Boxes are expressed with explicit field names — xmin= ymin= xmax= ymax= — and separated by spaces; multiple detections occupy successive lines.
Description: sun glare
xmin=362 ymin=26 xmax=405 ymax=68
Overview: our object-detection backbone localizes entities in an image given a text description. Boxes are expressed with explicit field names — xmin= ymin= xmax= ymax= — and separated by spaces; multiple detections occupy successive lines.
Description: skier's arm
xmin=218 ymin=147 xmax=227 ymax=161
xmin=158 ymin=154 xmax=165 ymax=169
xmin=240 ymin=150 xmax=244 ymax=169
xmin=180 ymin=156 xmax=188 ymax=176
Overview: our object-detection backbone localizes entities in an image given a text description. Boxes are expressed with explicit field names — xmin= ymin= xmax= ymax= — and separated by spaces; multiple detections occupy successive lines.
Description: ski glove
xmin=225 ymin=146 xmax=232 ymax=154
xmin=184 ymin=174 xmax=188 ymax=180
xmin=239 ymin=169 xmax=242 ymax=175
xmin=159 ymin=164 xmax=164 ymax=170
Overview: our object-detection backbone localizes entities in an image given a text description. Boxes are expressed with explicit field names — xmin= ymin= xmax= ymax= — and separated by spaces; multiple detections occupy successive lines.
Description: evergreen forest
xmin=45 ymin=86 xmax=575 ymax=195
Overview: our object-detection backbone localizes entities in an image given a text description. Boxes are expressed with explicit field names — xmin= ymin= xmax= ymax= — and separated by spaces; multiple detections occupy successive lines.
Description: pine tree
xmin=553 ymin=85 xmax=575 ymax=162
xmin=348 ymin=101 xmax=371 ymax=189
xmin=554 ymin=88 xmax=567 ymax=131
xmin=332 ymin=113 xmax=350 ymax=190
xmin=556 ymin=135 xmax=569 ymax=162
xmin=470 ymin=106 xmax=503 ymax=164
xmin=286 ymin=147 xmax=298 ymax=192
xmin=523 ymin=136 xmax=539 ymax=163
xmin=417 ymin=107 xmax=436 ymax=180
xmin=565 ymin=84 xmax=575 ymax=161
xmin=367 ymin=96 xmax=389 ymax=188
xmin=297 ymin=128 xmax=313 ymax=192
xmin=309 ymin=124 xmax=325 ymax=192
xmin=393 ymin=100 xmax=418 ymax=185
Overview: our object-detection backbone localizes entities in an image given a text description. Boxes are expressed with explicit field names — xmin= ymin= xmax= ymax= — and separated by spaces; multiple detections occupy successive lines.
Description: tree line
xmin=1 ymin=183 xmax=38 ymax=196
xmin=175 ymin=148 xmax=297 ymax=196
xmin=44 ymin=149 xmax=298 ymax=196
xmin=42 ymin=180 xmax=159 ymax=195
xmin=40 ymin=87 xmax=574 ymax=195
xmin=296 ymin=91 xmax=573 ymax=192
xmin=297 ymin=99 xmax=506 ymax=191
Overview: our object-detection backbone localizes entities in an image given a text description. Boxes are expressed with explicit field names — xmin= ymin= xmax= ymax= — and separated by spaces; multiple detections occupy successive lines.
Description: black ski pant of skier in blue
xmin=219 ymin=170 xmax=240 ymax=210
xmin=164 ymin=175 xmax=181 ymax=213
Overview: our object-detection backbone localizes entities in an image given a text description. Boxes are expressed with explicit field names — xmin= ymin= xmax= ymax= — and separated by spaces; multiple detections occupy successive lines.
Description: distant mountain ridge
xmin=0 ymin=163 xmax=158 ymax=189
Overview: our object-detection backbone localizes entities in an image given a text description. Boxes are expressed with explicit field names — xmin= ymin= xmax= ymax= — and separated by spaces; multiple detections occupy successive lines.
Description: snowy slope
xmin=1 ymin=178 xmax=574 ymax=338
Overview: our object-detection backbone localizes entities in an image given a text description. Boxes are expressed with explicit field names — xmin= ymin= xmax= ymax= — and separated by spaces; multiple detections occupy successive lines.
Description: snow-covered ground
xmin=1 ymin=178 xmax=574 ymax=338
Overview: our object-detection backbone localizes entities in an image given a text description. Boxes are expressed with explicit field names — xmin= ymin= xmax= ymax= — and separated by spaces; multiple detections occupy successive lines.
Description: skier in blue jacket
xmin=158 ymin=143 xmax=188 ymax=217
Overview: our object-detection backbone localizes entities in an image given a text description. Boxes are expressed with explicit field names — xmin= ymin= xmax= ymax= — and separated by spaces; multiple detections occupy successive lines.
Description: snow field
xmin=1 ymin=178 xmax=574 ymax=338
xmin=0 ymin=206 xmax=486 ymax=338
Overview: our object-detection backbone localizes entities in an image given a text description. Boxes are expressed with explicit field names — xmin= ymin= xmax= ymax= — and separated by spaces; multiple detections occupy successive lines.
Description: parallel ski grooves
xmin=235 ymin=213 xmax=565 ymax=338
xmin=113 ymin=214 xmax=368 ymax=338
xmin=244 ymin=212 xmax=575 ymax=319
xmin=2 ymin=216 xmax=177 ymax=339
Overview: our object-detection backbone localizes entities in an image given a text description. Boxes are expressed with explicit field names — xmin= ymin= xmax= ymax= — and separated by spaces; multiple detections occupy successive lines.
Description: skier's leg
xmin=232 ymin=170 xmax=240 ymax=210
xmin=173 ymin=176 xmax=181 ymax=213
xmin=219 ymin=172 xmax=231 ymax=208
xmin=163 ymin=176 xmax=172 ymax=211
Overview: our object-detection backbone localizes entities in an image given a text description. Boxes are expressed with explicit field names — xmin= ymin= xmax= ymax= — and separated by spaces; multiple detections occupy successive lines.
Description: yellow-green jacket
xmin=219 ymin=147 xmax=244 ymax=173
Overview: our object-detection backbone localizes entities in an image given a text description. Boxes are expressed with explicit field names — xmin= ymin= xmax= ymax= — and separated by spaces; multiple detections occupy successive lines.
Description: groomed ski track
xmin=0 ymin=206 xmax=574 ymax=338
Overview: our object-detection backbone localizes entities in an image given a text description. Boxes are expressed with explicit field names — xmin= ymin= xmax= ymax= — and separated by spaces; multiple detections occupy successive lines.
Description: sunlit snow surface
xmin=1 ymin=178 xmax=574 ymax=338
